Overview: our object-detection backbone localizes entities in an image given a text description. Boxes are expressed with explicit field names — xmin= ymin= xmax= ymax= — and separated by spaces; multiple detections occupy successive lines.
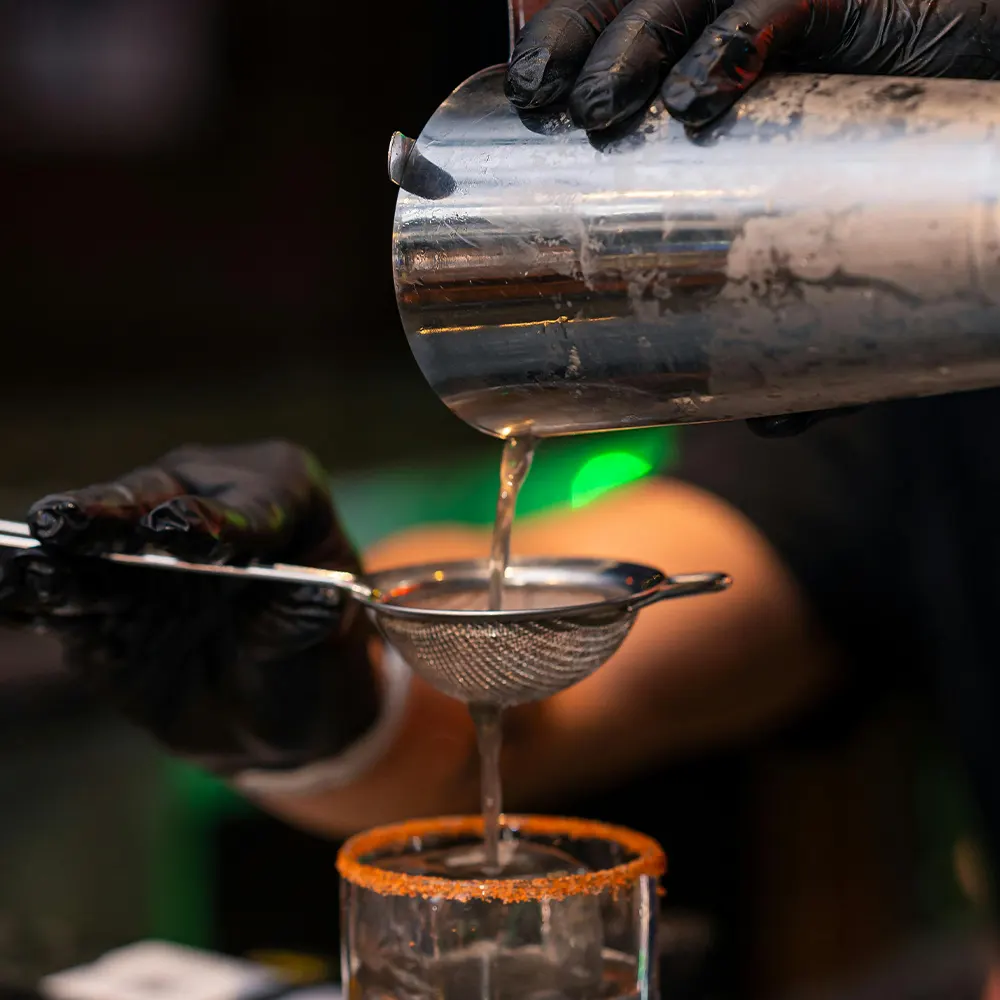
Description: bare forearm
xmin=259 ymin=480 xmax=839 ymax=837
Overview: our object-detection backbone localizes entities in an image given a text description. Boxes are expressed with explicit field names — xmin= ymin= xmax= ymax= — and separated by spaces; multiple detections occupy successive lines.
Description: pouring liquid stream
xmin=474 ymin=434 xmax=536 ymax=874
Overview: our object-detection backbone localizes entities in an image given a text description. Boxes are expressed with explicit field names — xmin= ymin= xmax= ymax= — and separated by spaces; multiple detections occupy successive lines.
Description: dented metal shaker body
xmin=390 ymin=67 xmax=1000 ymax=438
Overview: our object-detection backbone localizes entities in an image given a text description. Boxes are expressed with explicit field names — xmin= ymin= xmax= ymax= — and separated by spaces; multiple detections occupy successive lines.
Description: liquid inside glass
xmin=353 ymin=947 xmax=640 ymax=1000
xmin=356 ymin=840 xmax=638 ymax=1000
xmin=378 ymin=839 xmax=588 ymax=879
xmin=384 ymin=582 xmax=619 ymax=612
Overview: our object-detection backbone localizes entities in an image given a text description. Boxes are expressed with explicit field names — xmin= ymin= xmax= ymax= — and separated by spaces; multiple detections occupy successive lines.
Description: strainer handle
xmin=630 ymin=571 xmax=731 ymax=610
xmin=0 ymin=522 xmax=372 ymax=601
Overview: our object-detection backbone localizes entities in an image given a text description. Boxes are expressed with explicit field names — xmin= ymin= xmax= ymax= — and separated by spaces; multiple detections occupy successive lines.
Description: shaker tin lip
xmin=336 ymin=814 xmax=666 ymax=903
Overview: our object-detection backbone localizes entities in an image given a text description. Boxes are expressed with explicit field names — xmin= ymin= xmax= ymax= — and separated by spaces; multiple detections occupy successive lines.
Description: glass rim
xmin=336 ymin=814 xmax=666 ymax=903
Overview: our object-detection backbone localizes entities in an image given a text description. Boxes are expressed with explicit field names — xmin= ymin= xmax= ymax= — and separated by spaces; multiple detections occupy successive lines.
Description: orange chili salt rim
xmin=336 ymin=814 xmax=666 ymax=904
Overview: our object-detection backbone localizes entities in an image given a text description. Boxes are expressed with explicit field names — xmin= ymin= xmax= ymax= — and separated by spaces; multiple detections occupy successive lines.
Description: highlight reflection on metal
xmin=391 ymin=68 xmax=1000 ymax=438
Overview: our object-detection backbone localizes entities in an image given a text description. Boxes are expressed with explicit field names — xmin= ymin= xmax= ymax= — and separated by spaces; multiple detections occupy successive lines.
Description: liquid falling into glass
xmin=471 ymin=702 xmax=504 ymax=874
xmin=475 ymin=434 xmax=537 ymax=873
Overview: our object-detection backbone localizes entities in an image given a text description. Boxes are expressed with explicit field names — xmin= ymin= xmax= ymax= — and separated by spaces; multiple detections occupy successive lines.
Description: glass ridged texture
xmin=338 ymin=814 xmax=664 ymax=1000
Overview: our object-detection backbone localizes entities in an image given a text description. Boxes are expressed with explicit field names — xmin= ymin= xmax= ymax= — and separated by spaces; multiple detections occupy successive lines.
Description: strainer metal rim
xmin=363 ymin=557 xmax=727 ymax=624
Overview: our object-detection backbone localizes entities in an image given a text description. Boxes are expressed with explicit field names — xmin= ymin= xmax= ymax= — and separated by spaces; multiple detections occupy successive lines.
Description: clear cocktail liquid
xmin=474 ymin=434 xmax=538 ymax=873
xmin=355 ymin=841 xmax=640 ymax=1000
xmin=352 ymin=947 xmax=640 ymax=1000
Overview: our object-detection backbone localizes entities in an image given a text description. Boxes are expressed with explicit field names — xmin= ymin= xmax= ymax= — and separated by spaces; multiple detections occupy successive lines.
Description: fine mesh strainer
xmin=0 ymin=520 xmax=729 ymax=706
xmin=364 ymin=558 xmax=729 ymax=705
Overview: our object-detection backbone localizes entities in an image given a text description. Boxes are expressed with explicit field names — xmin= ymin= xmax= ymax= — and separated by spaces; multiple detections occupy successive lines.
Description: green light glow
xmin=570 ymin=451 xmax=654 ymax=509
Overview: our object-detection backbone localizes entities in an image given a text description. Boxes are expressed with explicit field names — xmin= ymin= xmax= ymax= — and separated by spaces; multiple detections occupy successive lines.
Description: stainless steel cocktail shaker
xmin=390 ymin=67 xmax=1000 ymax=438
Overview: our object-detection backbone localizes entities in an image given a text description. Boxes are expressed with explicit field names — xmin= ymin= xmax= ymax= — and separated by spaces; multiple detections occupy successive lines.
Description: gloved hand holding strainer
xmin=0 ymin=441 xmax=727 ymax=787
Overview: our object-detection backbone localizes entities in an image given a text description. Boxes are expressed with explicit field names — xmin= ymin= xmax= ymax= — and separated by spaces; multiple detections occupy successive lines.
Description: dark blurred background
xmin=0 ymin=0 xmax=506 ymax=496
xmin=0 ymin=1 xmax=988 ymax=997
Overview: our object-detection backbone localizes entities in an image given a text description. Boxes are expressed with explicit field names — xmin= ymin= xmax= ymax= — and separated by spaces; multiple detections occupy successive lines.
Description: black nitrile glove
xmin=0 ymin=441 xmax=380 ymax=782
xmin=505 ymin=1 xmax=999 ymax=435
xmin=505 ymin=0 xmax=1000 ymax=131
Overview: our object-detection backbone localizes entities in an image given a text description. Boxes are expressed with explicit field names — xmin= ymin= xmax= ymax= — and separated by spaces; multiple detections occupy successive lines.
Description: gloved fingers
xmin=239 ymin=584 xmax=348 ymax=661
xmin=28 ymin=466 xmax=187 ymax=554
xmin=506 ymin=0 xmax=628 ymax=110
xmin=29 ymin=441 xmax=342 ymax=566
xmin=227 ymin=621 xmax=379 ymax=765
xmin=137 ymin=493 xmax=293 ymax=562
xmin=53 ymin=577 xmax=255 ymax=762
xmin=145 ymin=441 xmax=341 ymax=563
xmin=569 ymin=0 xmax=731 ymax=129
xmin=663 ymin=0 xmax=836 ymax=126
xmin=0 ymin=549 xmax=127 ymax=621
